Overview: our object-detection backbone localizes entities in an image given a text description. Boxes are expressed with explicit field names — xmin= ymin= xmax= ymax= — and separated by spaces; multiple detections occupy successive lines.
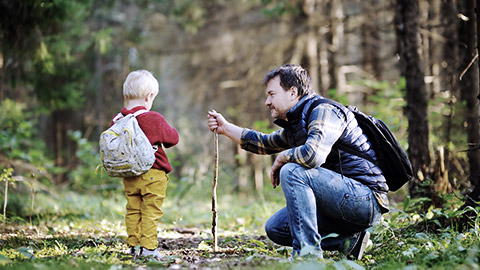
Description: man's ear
xmin=289 ymin=86 xmax=299 ymax=99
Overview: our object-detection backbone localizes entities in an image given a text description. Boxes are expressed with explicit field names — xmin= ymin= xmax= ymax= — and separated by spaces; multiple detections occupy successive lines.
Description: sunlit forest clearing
xmin=1 ymin=0 xmax=480 ymax=269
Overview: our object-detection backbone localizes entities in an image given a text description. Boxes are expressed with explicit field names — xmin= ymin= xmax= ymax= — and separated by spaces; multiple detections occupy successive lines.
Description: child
xmin=114 ymin=70 xmax=179 ymax=260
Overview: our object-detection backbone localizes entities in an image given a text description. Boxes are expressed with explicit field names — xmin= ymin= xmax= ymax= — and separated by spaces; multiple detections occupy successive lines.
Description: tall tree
xmin=330 ymin=0 xmax=344 ymax=94
xmin=362 ymin=0 xmax=382 ymax=80
xmin=396 ymin=0 xmax=431 ymax=197
xmin=459 ymin=0 xmax=480 ymax=194
xmin=442 ymin=0 xmax=460 ymax=192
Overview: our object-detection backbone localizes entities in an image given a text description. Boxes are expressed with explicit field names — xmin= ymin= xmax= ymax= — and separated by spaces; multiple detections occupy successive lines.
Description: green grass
xmin=1 ymin=185 xmax=480 ymax=269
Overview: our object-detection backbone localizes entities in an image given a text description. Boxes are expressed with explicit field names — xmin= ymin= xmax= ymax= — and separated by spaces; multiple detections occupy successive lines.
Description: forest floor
xmin=2 ymin=190 xmax=480 ymax=269
xmin=0 ymin=220 xmax=359 ymax=270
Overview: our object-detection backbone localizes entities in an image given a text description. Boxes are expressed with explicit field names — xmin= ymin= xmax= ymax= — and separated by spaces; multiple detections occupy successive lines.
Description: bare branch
xmin=212 ymin=130 xmax=219 ymax=252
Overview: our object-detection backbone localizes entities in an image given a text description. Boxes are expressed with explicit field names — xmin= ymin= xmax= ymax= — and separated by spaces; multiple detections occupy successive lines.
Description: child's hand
xmin=207 ymin=110 xmax=228 ymax=135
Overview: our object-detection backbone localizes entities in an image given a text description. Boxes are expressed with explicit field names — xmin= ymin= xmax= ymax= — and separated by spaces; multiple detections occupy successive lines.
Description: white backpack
xmin=99 ymin=110 xmax=157 ymax=177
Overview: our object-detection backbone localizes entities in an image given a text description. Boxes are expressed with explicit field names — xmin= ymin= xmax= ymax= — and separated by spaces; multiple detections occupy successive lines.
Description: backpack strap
xmin=132 ymin=109 xmax=159 ymax=151
xmin=112 ymin=109 xmax=149 ymax=123
xmin=112 ymin=113 xmax=123 ymax=123
xmin=307 ymin=97 xmax=348 ymax=123
xmin=308 ymin=98 xmax=377 ymax=165
xmin=133 ymin=109 xmax=149 ymax=117
xmin=336 ymin=142 xmax=376 ymax=164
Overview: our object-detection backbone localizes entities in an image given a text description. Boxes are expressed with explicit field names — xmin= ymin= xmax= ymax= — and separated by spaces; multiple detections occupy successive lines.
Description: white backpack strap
xmin=113 ymin=110 xmax=148 ymax=123
xmin=133 ymin=109 xmax=149 ymax=117
xmin=112 ymin=112 xmax=124 ymax=123
xmin=131 ymin=109 xmax=158 ymax=151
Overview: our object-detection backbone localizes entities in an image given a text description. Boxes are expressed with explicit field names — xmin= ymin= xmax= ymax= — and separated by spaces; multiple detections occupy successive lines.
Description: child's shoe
xmin=130 ymin=246 xmax=138 ymax=256
xmin=124 ymin=246 xmax=137 ymax=256
xmin=141 ymin=247 xmax=164 ymax=260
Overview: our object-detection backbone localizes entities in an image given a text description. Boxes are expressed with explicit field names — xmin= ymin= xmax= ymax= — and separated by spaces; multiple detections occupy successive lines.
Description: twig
xmin=212 ymin=129 xmax=219 ymax=252
xmin=3 ymin=180 xmax=8 ymax=223
xmin=459 ymin=53 xmax=478 ymax=81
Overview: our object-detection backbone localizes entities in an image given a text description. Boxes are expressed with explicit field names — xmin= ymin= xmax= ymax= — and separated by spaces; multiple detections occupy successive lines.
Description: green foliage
xmin=93 ymin=28 xmax=114 ymax=55
xmin=155 ymin=0 xmax=207 ymax=33
xmin=329 ymin=79 xmax=408 ymax=147
xmin=428 ymin=90 xmax=469 ymax=173
xmin=1 ymin=168 xmax=14 ymax=221
xmin=0 ymin=99 xmax=50 ymax=165
xmin=327 ymin=89 xmax=350 ymax=105
xmin=30 ymin=6 xmax=93 ymax=112
xmin=260 ymin=0 xmax=301 ymax=17
xmin=0 ymin=99 xmax=34 ymax=158
xmin=369 ymin=195 xmax=480 ymax=269
xmin=67 ymin=130 xmax=119 ymax=193
xmin=32 ymin=64 xmax=89 ymax=111
xmin=253 ymin=120 xmax=275 ymax=134
xmin=0 ymin=0 xmax=74 ymax=75
xmin=2 ymin=190 xmax=480 ymax=269
xmin=0 ymin=169 xmax=14 ymax=183
xmin=356 ymin=78 xmax=408 ymax=136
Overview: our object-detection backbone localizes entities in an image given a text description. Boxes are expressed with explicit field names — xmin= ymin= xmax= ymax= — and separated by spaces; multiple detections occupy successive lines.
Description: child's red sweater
xmin=112 ymin=106 xmax=179 ymax=174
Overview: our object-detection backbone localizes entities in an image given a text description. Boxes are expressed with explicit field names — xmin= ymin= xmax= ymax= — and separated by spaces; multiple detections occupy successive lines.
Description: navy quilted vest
xmin=274 ymin=95 xmax=388 ymax=192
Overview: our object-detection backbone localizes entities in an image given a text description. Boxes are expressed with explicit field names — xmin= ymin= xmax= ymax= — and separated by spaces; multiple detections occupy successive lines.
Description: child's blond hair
xmin=123 ymin=70 xmax=159 ymax=100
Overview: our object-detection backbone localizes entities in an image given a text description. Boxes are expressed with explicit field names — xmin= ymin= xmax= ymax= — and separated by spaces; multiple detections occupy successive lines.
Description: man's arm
xmin=207 ymin=110 xmax=291 ymax=189
xmin=207 ymin=110 xmax=243 ymax=144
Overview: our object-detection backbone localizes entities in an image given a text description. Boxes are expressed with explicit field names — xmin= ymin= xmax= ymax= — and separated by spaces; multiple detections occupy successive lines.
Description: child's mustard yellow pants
xmin=122 ymin=168 xmax=169 ymax=250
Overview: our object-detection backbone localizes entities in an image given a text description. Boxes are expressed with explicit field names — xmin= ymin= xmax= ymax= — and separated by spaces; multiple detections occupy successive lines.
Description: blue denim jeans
xmin=265 ymin=163 xmax=382 ymax=257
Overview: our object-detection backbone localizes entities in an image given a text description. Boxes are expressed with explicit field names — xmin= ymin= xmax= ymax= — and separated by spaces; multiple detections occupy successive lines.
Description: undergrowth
xmin=1 ymin=187 xmax=480 ymax=269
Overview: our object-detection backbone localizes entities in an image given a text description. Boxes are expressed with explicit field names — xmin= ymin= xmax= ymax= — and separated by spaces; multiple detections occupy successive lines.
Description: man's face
xmin=264 ymin=76 xmax=299 ymax=120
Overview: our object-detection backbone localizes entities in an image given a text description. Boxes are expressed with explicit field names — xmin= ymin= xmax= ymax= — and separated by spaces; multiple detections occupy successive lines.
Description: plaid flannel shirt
xmin=240 ymin=104 xmax=346 ymax=168
xmin=240 ymin=102 xmax=390 ymax=212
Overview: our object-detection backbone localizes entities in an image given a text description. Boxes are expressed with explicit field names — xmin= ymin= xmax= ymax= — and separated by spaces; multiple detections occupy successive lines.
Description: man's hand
xmin=207 ymin=110 xmax=243 ymax=144
xmin=207 ymin=110 xmax=228 ymax=134
xmin=270 ymin=151 xmax=288 ymax=188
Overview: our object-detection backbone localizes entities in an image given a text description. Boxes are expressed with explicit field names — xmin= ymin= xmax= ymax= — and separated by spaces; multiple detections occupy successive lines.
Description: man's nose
xmin=265 ymin=97 xmax=271 ymax=106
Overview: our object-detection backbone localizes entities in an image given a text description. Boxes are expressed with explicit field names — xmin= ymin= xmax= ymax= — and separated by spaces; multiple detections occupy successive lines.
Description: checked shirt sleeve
xmin=285 ymin=104 xmax=346 ymax=168
xmin=240 ymin=128 xmax=290 ymax=155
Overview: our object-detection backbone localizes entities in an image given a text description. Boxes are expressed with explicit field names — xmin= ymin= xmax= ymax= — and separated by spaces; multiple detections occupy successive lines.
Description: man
xmin=207 ymin=64 xmax=389 ymax=260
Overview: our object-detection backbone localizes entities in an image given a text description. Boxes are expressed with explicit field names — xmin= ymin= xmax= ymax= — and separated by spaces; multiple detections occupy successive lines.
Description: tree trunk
xmin=235 ymin=144 xmax=248 ymax=192
xmin=419 ymin=0 xmax=432 ymax=97
xmin=362 ymin=0 xmax=382 ymax=80
xmin=319 ymin=24 xmax=330 ymax=96
xmin=52 ymin=112 xmax=65 ymax=184
xmin=95 ymin=50 xmax=104 ymax=138
xmin=0 ymin=51 xmax=3 ymax=102
xmin=460 ymin=0 xmax=480 ymax=189
xmin=478 ymin=0 xmax=480 ymax=103
xmin=330 ymin=0 xmax=344 ymax=94
xmin=429 ymin=0 xmax=442 ymax=96
xmin=303 ymin=0 xmax=320 ymax=94
xmin=252 ymin=155 xmax=264 ymax=192
xmin=442 ymin=0 xmax=460 ymax=192
xmin=396 ymin=0 xmax=431 ymax=197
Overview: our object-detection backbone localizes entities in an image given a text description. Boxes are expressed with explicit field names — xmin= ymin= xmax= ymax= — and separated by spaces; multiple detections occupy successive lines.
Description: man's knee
xmin=265 ymin=215 xmax=289 ymax=247
xmin=264 ymin=212 xmax=292 ymax=246
xmin=279 ymin=163 xmax=304 ymax=187
xmin=279 ymin=163 xmax=299 ymax=180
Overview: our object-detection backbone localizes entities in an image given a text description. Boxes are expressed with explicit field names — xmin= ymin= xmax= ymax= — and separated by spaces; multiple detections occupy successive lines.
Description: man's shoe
xmin=141 ymin=247 xmax=164 ymax=260
xmin=348 ymin=231 xmax=370 ymax=260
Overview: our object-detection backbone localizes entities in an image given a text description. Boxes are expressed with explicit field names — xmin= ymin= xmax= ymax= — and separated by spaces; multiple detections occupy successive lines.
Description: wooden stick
xmin=212 ymin=129 xmax=219 ymax=252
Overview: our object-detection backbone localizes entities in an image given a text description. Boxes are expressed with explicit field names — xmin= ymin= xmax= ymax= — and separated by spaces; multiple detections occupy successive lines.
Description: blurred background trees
xmin=0 ymin=0 xmax=479 ymax=217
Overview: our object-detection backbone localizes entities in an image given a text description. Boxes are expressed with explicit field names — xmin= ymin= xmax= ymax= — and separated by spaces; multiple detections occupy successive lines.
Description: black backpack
xmin=311 ymin=98 xmax=413 ymax=192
